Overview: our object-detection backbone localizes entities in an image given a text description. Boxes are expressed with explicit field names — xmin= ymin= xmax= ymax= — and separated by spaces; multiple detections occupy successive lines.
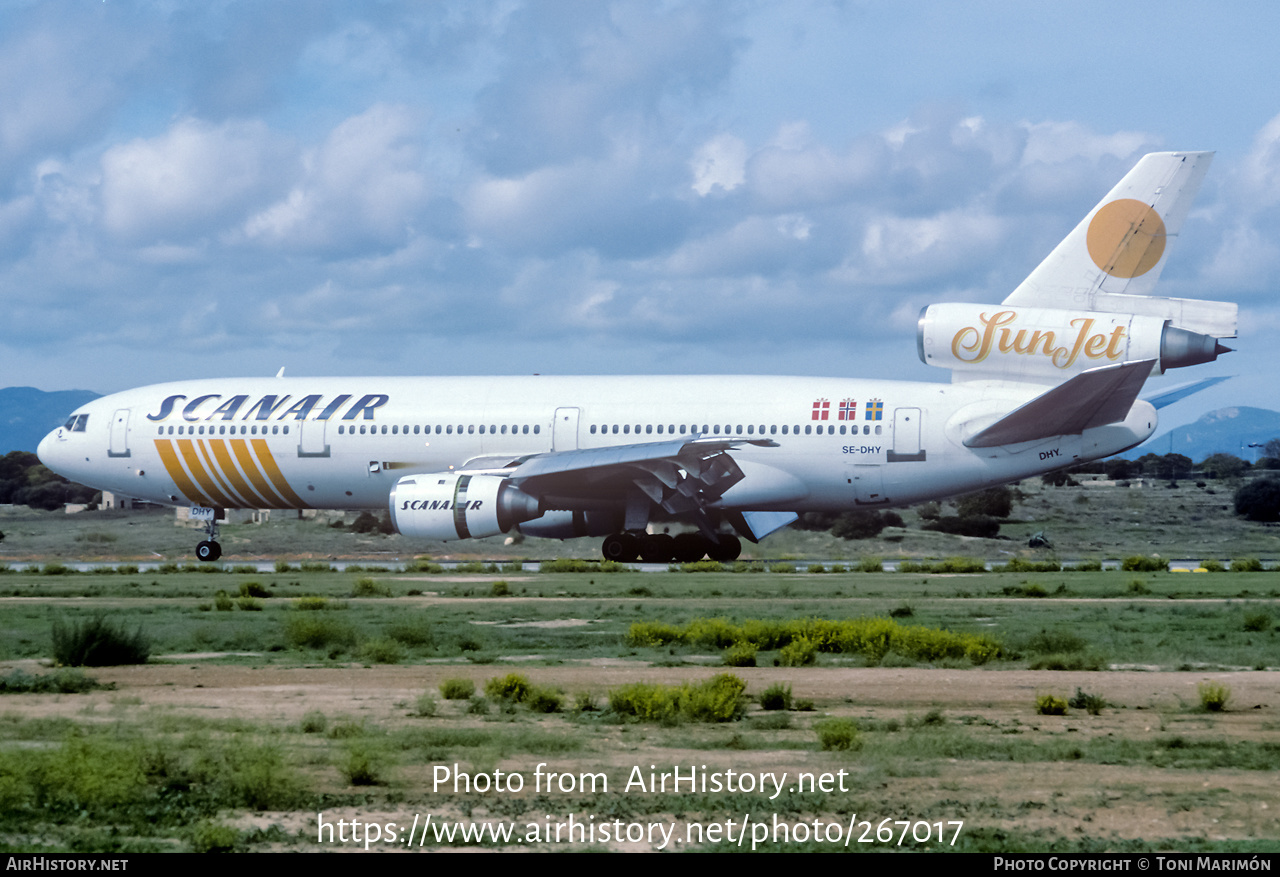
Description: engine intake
xmin=389 ymin=474 xmax=541 ymax=541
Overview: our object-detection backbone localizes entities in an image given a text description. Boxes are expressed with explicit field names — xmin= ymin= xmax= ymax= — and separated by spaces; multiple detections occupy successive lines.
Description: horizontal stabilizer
xmin=1142 ymin=375 xmax=1232 ymax=410
xmin=964 ymin=360 xmax=1154 ymax=448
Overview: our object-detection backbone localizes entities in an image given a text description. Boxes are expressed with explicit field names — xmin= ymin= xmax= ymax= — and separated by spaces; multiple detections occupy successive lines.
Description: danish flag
xmin=811 ymin=399 xmax=830 ymax=421
xmin=838 ymin=399 xmax=856 ymax=421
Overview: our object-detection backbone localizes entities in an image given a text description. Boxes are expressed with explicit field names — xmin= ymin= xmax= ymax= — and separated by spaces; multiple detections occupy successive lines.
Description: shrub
xmin=340 ymin=743 xmax=385 ymax=786
xmin=300 ymin=711 xmax=328 ymax=733
xmin=485 ymin=673 xmax=532 ymax=702
xmin=189 ymin=821 xmax=240 ymax=854
xmin=759 ymin=683 xmax=792 ymax=712
xmin=1025 ymin=630 xmax=1087 ymax=655
xmin=490 ymin=581 xmax=510 ymax=597
xmin=282 ymin=615 xmax=357 ymax=650
xmin=360 ymin=637 xmax=404 ymax=664
xmin=294 ymin=596 xmax=330 ymax=611
xmin=814 ymin=718 xmax=860 ymax=751
xmin=999 ymin=558 xmax=1062 ymax=573
xmin=238 ymin=581 xmax=270 ymax=598
xmin=352 ymin=577 xmax=392 ymax=597
xmin=1230 ymin=557 xmax=1264 ymax=573
xmin=404 ymin=558 xmax=444 ymax=573
xmin=525 ymin=685 xmax=563 ymax=713
xmin=1126 ymin=579 xmax=1151 ymax=595
xmin=299 ymin=561 xmax=333 ymax=573
xmin=956 ymin=486 xmax=1014 ymax=518
xmin=439 ymin=678 xmax=476 ymax=700
xmin=722 ymin=642 xmax=757 ymax=667
xmin=214 ymin=590 xmax=234 ymax=611
xmin=1199 ymin=559 xmax=1225 ymax=573
xmin=778 ymin=637 xmax=817 ymax=667
xmin=52 ymin=614 xmax=150 ymax=666
xmin=1068 ymin=687 xmax=1107 ymax=716
xmin=273 ymin=560 xmax=294 ymax=573
xmin=1198 ymin=681 xmax=1231 ymax=712
xmin=0 ymin=668 xmax=104 ymax=694
xmin=625 ymin=621 xmax=685 ymax=647
xmin=856 ymin=556 xmax=884 ymax=573
xmin=770 ymin=562 xmax=795 ymax=574
xmin=1234 ymin=476 xmax=1280 ymax=522
xmin=386 ymin=619 xmax=434 ymax=647
xmin=236 ymin=596 xmax=263 ymax=611
xmin=1035 ymin=694 xmax=1068 ymax=715
xmin=609 ymin=674 xmax=747 ymax=724
xmin=1122 ymin=556 xmax=1168 ymax=572
xmin=1243 ymin=611 xmax=1274 ymax=632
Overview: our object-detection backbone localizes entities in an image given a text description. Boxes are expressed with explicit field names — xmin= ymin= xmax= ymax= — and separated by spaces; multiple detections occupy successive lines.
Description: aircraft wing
xmin=459 ymin=434 xmax=778 ymax=517
xmin=964 ymin=360 xmax=1154 ymax=448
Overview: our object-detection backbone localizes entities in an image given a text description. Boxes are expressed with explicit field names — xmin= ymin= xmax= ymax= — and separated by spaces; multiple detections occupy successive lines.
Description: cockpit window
xmin=64 ymin=414 xmax=89 ymax=432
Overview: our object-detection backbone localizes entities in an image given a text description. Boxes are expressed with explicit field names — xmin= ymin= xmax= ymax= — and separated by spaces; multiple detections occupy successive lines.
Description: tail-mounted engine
xmin=917 ymin=304 xmax=1231 ymax=382
xmin=389 ymin=473 xmax=541 ymax=541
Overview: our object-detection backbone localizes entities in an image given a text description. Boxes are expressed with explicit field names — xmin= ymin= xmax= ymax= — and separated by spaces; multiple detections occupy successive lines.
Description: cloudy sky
xmin=2 ymin=0 xmax=1278 ymax=434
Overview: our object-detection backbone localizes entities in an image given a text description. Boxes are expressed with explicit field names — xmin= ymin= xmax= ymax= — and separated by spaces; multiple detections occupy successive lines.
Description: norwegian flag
xmin=865 ymin=399 xmax=884 ymax=421
xmin=838 ymin=399 xmax=856 ymax=421
xmin=811 ymin=398 xmax=830 ymax=421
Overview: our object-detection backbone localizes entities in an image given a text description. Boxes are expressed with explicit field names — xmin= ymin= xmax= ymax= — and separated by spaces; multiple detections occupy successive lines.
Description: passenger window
xmin=781 ymin=425 xmax=788 ymax=434
xmin=623 ymin=425 xmax=630 ymax=434
xmin=646 ymin=425 xmax=652 ymax=434
xmin=804 ymin=425 xmax=812 ymax=435
xmin=272 ymin=426 xmax=279 ymax=434
xmin=656 ymin=425 xmax=663 ymax=434
xmin=875 ymin=425 xmax=882 ymax=435
xmin=533 ymin=425 xmax=540 ymax=434
xmin=468 ymin=425 xmax=474 ymax=434
xmin=360 ymin=426 xmax=367 ymax=435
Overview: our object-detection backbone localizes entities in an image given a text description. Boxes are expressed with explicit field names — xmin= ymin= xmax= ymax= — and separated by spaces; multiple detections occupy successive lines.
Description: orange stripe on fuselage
xmin=154 ymin=440 xmax=214 ymax=506
xmin=209 ymin=439 xmax=274 ymax=508
xmin=176 ymin=439 xmax=239 ymax=509
xmin=230 ymin=438 xmax=291 ymax=508
xmin=251 ymin=438 xmax=309 ymax=508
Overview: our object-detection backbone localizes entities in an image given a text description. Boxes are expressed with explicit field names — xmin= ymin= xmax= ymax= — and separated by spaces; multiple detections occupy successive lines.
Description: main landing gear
xmin=601 ymin=532 xmax=741 ymax=564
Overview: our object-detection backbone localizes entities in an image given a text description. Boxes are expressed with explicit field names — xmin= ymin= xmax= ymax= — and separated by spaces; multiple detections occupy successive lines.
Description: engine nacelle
xmin=389 ymin=474 xmax=541 ymax=541
xmin=516 ymin=508 xmax=623 ymax=539
xmin=917 ymin=303 xmax=1229 ymax=380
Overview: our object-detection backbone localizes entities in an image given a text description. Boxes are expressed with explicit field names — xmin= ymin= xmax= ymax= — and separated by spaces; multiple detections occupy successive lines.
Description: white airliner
xmin=38 ymin=152 xmax=1235 ymax=563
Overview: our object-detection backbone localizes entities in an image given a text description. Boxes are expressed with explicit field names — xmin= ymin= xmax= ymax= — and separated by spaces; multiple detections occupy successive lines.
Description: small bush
xmin=214 ymin=590 xmax=234 ymax=611
xmin=770 ymin=562 xmax=795 ymax=574
xmin=282 ymin=615 xmax=357 ymax=650
xmin=340 ymin=743 xmax=385 ymax=786
xmin=189 ymin=821 xmax=241 ymax=854
xmin=778 ymin=637 xmax=817 ymax=667
xmin=759 ymin=683 xmax=792 ymax=712
xmin=1122 ymin=556 xmax=1167 ymax=572
xmin=274 ymin=560 xmax=294 ymax=573
xmin=1035 ymin=694 xmax=1068 ymax=715
xmin=888 ymin=603 xmax=914 ymax=618
xmin=413 ymin=693 xmax=437 ymax=717
xmin=1199 ymin=559 xmax=1225 ymax=573
xmin=360 ymin=637 xmax=404 ymax=664
xmin=722 ymin=642 xmax=757 ymax=667
xmin=814 ymin=718 xmax=860 ymax=751
xmin=386 ymin=619 xmax=434 ymax=647
xmin=1068 ymin=687 xmax=1107 ymax=715
xmin=1025 ymin=630 xmax=1087 ymax=655
xmin=1126 ymin=579 xmax=1151 ymax=595
xmin=52 ymin=614 xmax=150 ymax=666
xmin=440 ymin=678 xmax=476 ymax=700
xmin=352 ymin=577 xmax=393 ymax=597
xmin=525 ymin=685 xmax=563 ymax=713
xmin=0 ymin=668 xmax=104 ymax=694
xmin=238 ymin=581 xmax=270 ymax=598
xmin=1198 ymin=681 xmax=1231 ymax=712
xmin=1231 ymin=557 xmax=1264 ymax=573
xmin=485 ymin=673 xmax=532 ymax=702
xmin=300 ymin=711 xmax=328 ymax=733
xmin=294 ymin=596 xmax=330 ymax=611
xmin=490 ymin=580 xmax=510 ymax=597
xmin=609 ymin=674 xmax=747 ymax=724
xmin=1243 ymin=611 xmax=1274 ymax=632
xmin=856 ymin=556 xmax=884 ymax=573
xmin=236 ymin=596 xmax=263 ymax=611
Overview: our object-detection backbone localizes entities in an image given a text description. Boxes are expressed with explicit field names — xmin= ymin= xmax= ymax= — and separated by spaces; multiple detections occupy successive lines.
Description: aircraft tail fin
xmin=1003 ymin=151 xmax=1234 ymax=338
xmin=963 ymin=359 xmax=1153 ymax=448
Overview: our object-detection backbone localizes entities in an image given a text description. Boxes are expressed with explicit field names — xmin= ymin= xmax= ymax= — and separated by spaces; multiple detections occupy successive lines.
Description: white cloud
xmin=243 ymin=104 xmax=429 ymax=253
xmin=100 ymin=118 xmax=292 ymax=243
xmin=691 ymin=133 xmax=748 ymax=196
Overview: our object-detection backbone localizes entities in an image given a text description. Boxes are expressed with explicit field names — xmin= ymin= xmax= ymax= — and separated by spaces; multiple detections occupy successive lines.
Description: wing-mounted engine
xmin=389 ymin=473 xmax=541 ymax=541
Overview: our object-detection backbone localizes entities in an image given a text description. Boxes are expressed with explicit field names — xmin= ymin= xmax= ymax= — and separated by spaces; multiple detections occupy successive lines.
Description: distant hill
xmin=0 ymin=387 xmax=101 ymax=455
xmin=1132 ymin=406 xmax=1280 ymax=462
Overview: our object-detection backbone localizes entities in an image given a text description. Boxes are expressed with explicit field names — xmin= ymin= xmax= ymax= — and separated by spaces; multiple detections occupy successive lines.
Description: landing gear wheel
xmin=601 ymin=533 xmax=640 ymax=563
xmin=672 ymin=533 xmax=709 ymax=563
xmin=196 ymin=540 xmax=222 ymax=562
xmin=707 ymin=534 xmax=741 ymax=562
xmin=639 ymin=533 xmax=675 ymax=564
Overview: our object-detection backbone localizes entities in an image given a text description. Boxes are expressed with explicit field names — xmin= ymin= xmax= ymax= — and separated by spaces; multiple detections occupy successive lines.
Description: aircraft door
xmin=297 ymin=419 xmax=329 ymax=457
xmin=848 ymin=464 xmax=887 ymax=505
xmin=888 ymin=407 xmax=926 ymax=462
xmin=552 ymin=407 xmax=580 ymax=451
xmin=108 ymin=409 xmax=131 ymax=458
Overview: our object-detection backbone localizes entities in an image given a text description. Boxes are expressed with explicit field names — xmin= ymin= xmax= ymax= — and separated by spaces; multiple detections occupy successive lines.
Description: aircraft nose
xmin=37 ymin=427 xmax=66 ymax=472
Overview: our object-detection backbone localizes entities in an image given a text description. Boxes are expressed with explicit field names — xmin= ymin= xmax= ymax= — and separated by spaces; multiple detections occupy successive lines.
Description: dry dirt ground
xmin=10 ymin=662 xmax=1278 ymax=852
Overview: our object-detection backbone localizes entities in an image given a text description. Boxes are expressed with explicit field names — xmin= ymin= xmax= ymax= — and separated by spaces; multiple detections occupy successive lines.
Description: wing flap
xmin=964 ymin=360 xmax=1154 ymax=448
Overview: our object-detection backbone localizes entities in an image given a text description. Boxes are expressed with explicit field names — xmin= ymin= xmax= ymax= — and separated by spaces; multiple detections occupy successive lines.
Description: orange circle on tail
xmin=1086 ymin=198 xmax=1166 ymax=278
